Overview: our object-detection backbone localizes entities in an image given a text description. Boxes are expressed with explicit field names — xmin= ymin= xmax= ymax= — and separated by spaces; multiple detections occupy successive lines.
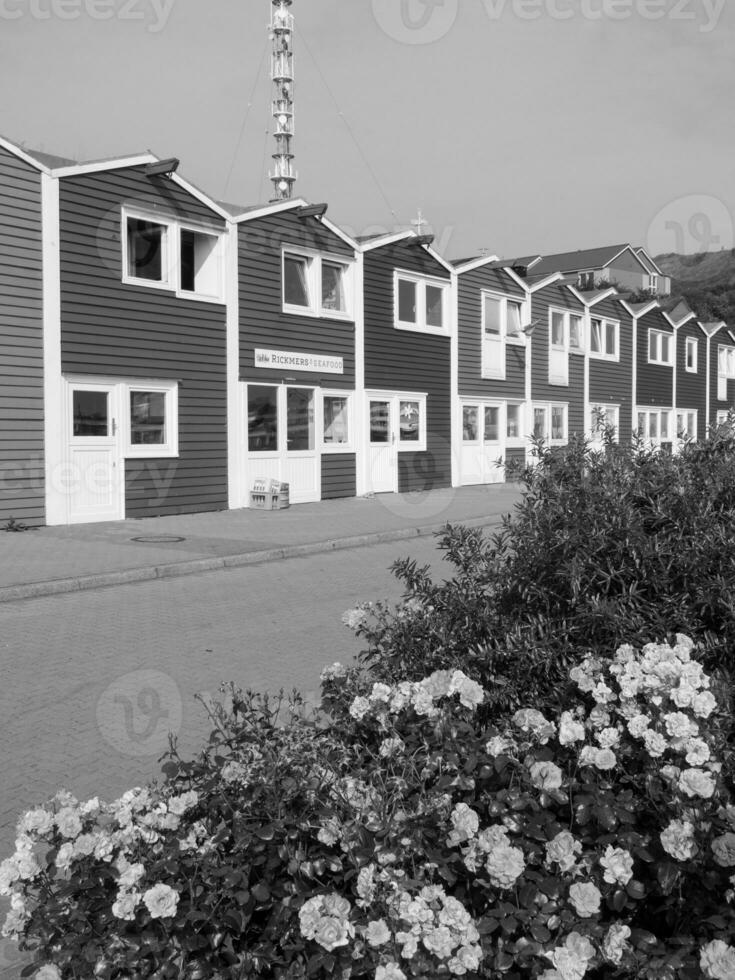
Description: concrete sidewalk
xmin=0 ymin=484 xmax=521 ymax=602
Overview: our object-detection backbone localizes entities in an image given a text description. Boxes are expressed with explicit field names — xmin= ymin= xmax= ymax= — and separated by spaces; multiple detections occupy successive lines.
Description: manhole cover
xmin=131 ymin=535 xmax=187 ymax=544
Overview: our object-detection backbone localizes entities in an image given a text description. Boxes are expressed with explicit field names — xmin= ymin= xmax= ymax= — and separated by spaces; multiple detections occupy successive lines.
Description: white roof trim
xmin=670 ymin=310 xmax=697 ymax=329
xmin=635 ymin=246 xmax=664 ymax=275
xmin=503 ymin=266 xmax=531 ymax=293
xmin=625 ymin=299 xmax=660 ymax=319
xmin=229 ymin=198 xmax=309 ymax=223
xmin=51 ymin=154 xmax=157 ymax=177
xmin=528 ymin=271 xmax=564 ymax=293
xmin=452 ymin=254 xmax=502 ymax=274
xmin=602 ymin=244 xmax=649 ymax=273
xmin=318 ymin=215 xmax=359 ymax=250
xmin=0 ymin=135 xmax=51 ymax=174
xmin=423 ymin=244 xmax=454 ymax=275
xmin=169 ymin=174 xmax=231 ymax=221
xmin=358 ymin=231 xmax=415 ymax=252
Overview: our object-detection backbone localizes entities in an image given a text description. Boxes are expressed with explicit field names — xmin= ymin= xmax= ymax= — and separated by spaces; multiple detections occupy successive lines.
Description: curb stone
xmin=0 ymin=515 xmax=502 ymax=604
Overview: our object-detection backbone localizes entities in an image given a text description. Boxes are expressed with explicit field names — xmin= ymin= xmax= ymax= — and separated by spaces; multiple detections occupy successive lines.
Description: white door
xmin=459 ymin=401 xmax=505 ymax=485
xmin=245 ymin=384 xmax=320 ymax=504
xmin=367 ymin=398 xmax=397 ymax=493
xmin=66 ymin=381 xmax=124 ymax=523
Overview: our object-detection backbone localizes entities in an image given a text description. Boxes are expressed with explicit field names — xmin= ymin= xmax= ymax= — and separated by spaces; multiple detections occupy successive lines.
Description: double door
xmin=366 ymin=394 xmax=423 ymax=494
xmin=459 ymin=401 xmax=505 ymax=485
xmin=246 ymin=384 xmax=320 ymax=504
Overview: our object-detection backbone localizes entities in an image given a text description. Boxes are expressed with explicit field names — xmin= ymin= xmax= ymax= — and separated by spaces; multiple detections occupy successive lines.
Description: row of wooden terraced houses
xmin=1 ymin=134 xmax=733 ymax=525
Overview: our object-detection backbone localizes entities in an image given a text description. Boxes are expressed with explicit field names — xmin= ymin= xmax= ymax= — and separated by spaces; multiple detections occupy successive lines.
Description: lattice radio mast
xmin=269 ymin=0 xmax=296 ymax=201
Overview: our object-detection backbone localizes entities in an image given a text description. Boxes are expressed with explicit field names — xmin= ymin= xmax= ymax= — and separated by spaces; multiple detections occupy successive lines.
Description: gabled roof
xmin=22 ymin=147 xmax=77 ymax=169
xmin=528 ymin=244 xmax=644 ymax=278
xmin=634 ymin=246 xmax=665 ymax=276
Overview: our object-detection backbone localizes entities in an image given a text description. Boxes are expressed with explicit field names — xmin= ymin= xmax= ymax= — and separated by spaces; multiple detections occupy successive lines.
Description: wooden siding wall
xmin=238 ymin=213 xmax=355 ymax=389
xmin=589 ymin=296 xmax=634 ymax=442
xmin=457 ymin=266 xmax=525 ymax=399
xmin=636 ymin=308 xmax=674 ymax=407
xmin=0 ymin=146 xmax=45 ymax=525
xmin=676 ymin=323 xmax=707 ymax=435
xmin=58 ymin=168 xmax=228 ymax=518
xmin=321 ymin=454 xmax=356 ymax=499
xmin=364 ymin=242 xmax=451 ymax=492
xmin=530 ymin=282 xmax=584 ymax=404
xmin=568 ymin=354 xmax=585 ymax=435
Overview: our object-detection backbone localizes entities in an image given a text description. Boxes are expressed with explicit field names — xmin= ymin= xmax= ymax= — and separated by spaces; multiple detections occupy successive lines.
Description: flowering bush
xmin=4 ymin=637 xmax=735 ymax=978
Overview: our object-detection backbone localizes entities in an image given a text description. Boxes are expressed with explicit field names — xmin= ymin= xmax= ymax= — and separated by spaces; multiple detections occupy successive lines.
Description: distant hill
xmin=655 ymin=249 xmax=735 ymax=324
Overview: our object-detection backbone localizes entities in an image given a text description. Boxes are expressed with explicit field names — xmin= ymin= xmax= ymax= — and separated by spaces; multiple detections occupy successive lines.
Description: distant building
xmin=513 ymin=244 xmax=671 ymax=297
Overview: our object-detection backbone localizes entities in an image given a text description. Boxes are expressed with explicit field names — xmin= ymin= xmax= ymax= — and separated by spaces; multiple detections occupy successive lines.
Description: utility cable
xmin=295 ymin=26 xmax=399 ymax=226
xmin=223 ymin=33 xmax=271 ymax=201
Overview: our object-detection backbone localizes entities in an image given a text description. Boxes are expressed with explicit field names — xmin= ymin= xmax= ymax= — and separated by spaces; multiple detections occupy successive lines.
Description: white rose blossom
xmin=602 ymin=923 xmax=631 ymax=965
xmin=365 ymin=918 xmax=391 ymax=947
xmin=660 ymin=819 xmax=698 ymax=861
xmin=679 ymin=768 xmax=716 ymax=799
xmin=700 ymin=940 xmax=735 ymax=980
xmin=142 ymin=883 xmax=179 ymax=919
xmin=568 ymin=882 xmax=601 ymax=918
xmin=600 ymin=846 xmax=634 ymax=886
xmin=711 ymin=833 xmax=735 ymax=868
xmin=545 ymin=831 xmax=582 ymax=873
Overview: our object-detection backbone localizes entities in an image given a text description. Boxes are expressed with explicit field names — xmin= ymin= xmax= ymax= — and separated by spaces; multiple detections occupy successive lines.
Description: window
xmin=548 ymin=309 xmax=571 ymax=385
xmin=322 ymin=393 xmax=351 ymax=450
xmin=73 ymin=390 xmax=109 ymax=437
xmin=685 ymin=337 xmax=698 ymax=373
xmin=648 ymin=329 xmax=673 ymax=366
xmin=589 ymin=404 xmax=619 ymax=445
xmin=248 ymin=385 xmax=279 ymax=452
xmin=399 ymin=400 xmax=421 ymax=443
xmin=123 ymin=211 xmax=224 ymax=301
xmin=716 ymin=410 xmax=733 ymax=429
xmin=283 ymin=250 xmax=352 ymax=318
xmin=533 ymin=403 xmax=567 ymax=445
xmin=506 ymin=403 xmax=523 ymax=442
xmin=569 ymin=314 xmax=584 ymax=352
xmin=395 ymin=273 xmax=448 ymax=334
xmin=481 ymin=292 xmax=526 ymax=380
xmin=286 ymin=388 xmax=315 ymax=451
xmin=180 ymin=229 xmax=221 ymax=298
xmin=590 ymin=317 xmax=619 ymax=360
xmin=125 ymin=382 xmax=178 ymax=458
xmin=463 ymin=405 xmax=479 ymax=442
xmin=126 ymin=218 xmax=169 ymax=285
xmin=717 ymin=345 xmax=735 ymax=400
xmin=578 ymin=272 xmax=595 ymax=290
xmin=676 ymin=411 xmax=697 ymax=441
xmin=637 ymin=408 xmax=673 ymax=450
xmin=484 ymin=406 xmax=500 ymax=443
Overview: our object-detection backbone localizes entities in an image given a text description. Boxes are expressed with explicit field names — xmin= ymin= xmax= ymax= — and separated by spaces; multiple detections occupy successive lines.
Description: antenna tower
xmin=269 ymin=0 xmax=296 ymax=201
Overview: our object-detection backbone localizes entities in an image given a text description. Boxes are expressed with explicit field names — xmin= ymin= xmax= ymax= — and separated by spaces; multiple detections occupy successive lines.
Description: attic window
xmin=180 ymin=229 xmax=221 ymax=298
xmin=127 ymin=218 xmax=167 ymax=284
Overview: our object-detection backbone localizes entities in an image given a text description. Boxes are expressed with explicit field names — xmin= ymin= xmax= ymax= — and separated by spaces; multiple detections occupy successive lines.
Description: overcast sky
xmin=2 ymin=0 xmax=733 ymax=260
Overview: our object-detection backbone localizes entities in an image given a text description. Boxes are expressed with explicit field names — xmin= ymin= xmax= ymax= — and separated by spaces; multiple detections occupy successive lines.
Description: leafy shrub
xmin=3 ymin=638 xmax=735 ymax=979
xmin=351 ymin=429 xmax=735 ymax=715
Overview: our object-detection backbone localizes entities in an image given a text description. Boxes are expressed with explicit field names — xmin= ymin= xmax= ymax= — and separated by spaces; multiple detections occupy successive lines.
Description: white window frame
xmin=648 ymin=329 xmax=673 ymax=366
xmin=320 ymin=390 xmax=354 ymax=453
xmin=396 ymin=394 xmax=427 ymax=451
xmin=717 ymin=345 xmax=735 ymax=400
xmin=481 ymin=292 xmax=525 ymax=380
xmin=122 ymin=210 xmax=175 ymax=291
xmin=124 ymin=380 xmax=179 ymax=459
xmin=684 ymin=337 xmax=698 ymax=373
xmin=637 ymin=408 xmax=673 ymax=449
xmin=569 ymin=313 xmax=585 ymax=353
xmin=462 ymin=403 xmax=481 ymax=443
xmin=589 ymin=403 xmax=620 ymax=445
xmin=716 ymin=410 xmax=733 ymax=428
xmin=676 ymin=410 xmax=697 ymax=443
xmin=394 ymin=270 xmax=449 ymax=336
xmin=505 ymin=401 xmax=525 ymax=447
xmin=589 ymin=316 xmax=620 ymax=362
xmin=282 ymin=247 xmax=353 ymax=320
xmin=532 ymin=401 xmax=568 ymax=445
xmin=548 ymin=308 xmax=571 ymax=386
xmin=121 ymin=208 xmax=225 ymax=303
